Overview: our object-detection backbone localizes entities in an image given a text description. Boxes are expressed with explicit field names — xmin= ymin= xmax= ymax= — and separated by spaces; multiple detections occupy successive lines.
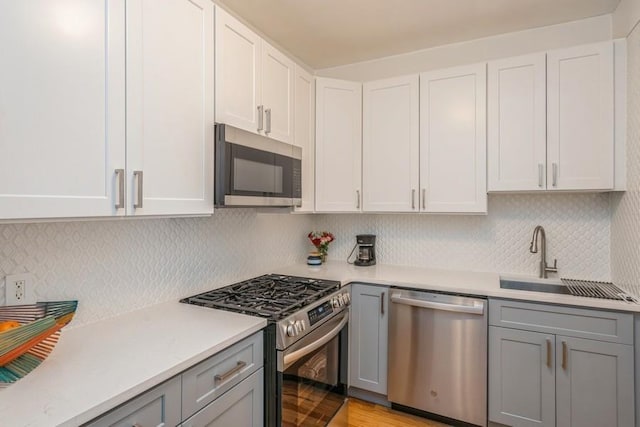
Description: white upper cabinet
xmin=215 ymin=7 xmax=294 ymax=144
xmin=362 ymin=75 xmax=419 ymax=212
xmin=547 ymin=42 xmax=614 ymax=190
xmin=315 ymin=78 xmax=362 ymax=212
xmin=294 ymin=66 xmax=315 ymax=212
xmin=488 ymin=53 xmax=547 ymax=192
xmin=420 ymin=64 xmax=487 ymax=213
xmin=261 ymin=42 xmax=295 ymax=144
xmin=126 ymin=0 xmax=214 ymax=216
xmin=215 ymin=7 xmax=261 ymax=136
xmin=0 ymin=0 xmax=126 ymax=220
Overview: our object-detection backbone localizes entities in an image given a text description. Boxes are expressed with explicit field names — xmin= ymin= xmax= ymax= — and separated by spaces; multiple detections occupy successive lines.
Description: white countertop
xmin=277 ymin=261 xmax=640 ymax=313
xmin=1 ymin=261 xmax=637 ymax=427
xmin=0 ymin=301 xmax=266 ymax=427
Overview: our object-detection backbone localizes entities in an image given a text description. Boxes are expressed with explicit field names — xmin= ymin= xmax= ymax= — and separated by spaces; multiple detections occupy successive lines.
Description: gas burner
xmin=180 ymin=274 xmax=341 ymax=320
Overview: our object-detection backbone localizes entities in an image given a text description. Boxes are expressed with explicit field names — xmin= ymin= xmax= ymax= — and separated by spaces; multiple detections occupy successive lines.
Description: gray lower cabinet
xmin=488 ymin=299 xmax=635 ymax=427
xmin=85 ymin=376 xmax=182 ymax=427
xmin=180 ymin=368 xmax=264 ymax=427
xmin=556 ymin=336 xmax=634 ymax=427
xmin=86 ymin=331 xmax=264 ymax=427
xmin=489 ymin=326 xmax=556 ymax=427
xmin=349 ymin=283 xmax=388 ymax=395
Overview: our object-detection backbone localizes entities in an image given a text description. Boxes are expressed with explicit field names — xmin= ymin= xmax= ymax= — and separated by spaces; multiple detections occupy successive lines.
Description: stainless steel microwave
xmin=215 ymin=124 xmax=302 ymax=207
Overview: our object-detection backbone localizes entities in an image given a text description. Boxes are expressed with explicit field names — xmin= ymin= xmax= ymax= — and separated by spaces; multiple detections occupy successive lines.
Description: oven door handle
xmin=283 ymin=313 xmax=348 ymax=369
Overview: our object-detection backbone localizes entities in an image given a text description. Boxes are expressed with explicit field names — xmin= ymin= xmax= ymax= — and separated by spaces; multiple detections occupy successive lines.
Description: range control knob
xmin=294 ymin=320 xmax=306 ymax=333
xmin=286 ymin=323 xmax=297 ymax=337
xmin=342 ymin=293 xmax=351 ymax=305
xmin=332 ymin=297 xmax=342 ymax=308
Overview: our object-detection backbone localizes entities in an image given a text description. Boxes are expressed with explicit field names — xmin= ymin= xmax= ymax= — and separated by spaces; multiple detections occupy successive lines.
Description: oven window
xmin=282 ymin=334 xmax=345 ymax=427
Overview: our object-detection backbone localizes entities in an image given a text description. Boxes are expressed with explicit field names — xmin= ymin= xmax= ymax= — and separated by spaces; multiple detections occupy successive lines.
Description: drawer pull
xmin=214 ymin=361 xmax=247 ymax=384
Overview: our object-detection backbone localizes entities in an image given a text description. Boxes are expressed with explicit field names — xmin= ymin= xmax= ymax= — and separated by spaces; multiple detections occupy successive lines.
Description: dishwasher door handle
xmin=390 ymin=293 xmax=485 ymax=315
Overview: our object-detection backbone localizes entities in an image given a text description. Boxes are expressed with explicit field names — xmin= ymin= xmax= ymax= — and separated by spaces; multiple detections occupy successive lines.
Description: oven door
xmin=278 ymin=311 xmax=348 ymax=427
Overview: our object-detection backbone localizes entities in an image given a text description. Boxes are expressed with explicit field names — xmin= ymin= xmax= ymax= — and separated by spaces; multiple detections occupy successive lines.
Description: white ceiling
xmin=217 ymin=0 xmax=620 ymax=69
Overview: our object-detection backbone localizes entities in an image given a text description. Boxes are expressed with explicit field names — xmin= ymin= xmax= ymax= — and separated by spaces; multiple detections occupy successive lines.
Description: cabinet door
xmin=315 ymin=78 xmax=362 ymax=212
xmin=87 ymin=376 xmax=181 ymax=427
xmin=488 ymin=326 xmax=555 ymax=427
xmin=126 ymin=0 xmax=214 ymax=216
xmin=180 ymin=369 xmax=263 ymax=427
xmin=349 ymin=284 xmax=388 ymax=395
xmin=420 ymin=64 xmax=487 ymax=213
xmin=294 ymin=66 xmax=315 ymax=212
xmin=363 ymin=75 xmax=419 ymax=212
xmin=488 ymin=53 xmax=547 ymax=191
xmin=261 ymin=42 xmax=294 ymax=144
xmin=215 ymin=7 xmax=262 ymax=135
xmin=556 ymin=336 xmax=634 ymax=427
xmin=0 ymin=0 xmax=126 ymax=219
xmin=547 ymin=42 xmax=614 ymax=190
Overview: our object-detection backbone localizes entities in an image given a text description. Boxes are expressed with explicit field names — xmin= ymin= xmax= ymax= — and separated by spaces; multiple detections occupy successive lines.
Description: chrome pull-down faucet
xmin=529 ymin=225 xmax=558 ymax=278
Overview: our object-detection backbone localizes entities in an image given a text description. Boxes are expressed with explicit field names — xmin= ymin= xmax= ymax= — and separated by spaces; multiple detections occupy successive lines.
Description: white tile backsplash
xmin=0 ymin=210 xmax=313 ymax=327
xmin=316 ymin=193 xmax=611 ymax=280
xmin=611 ymin=23 xmax=640 ymax=298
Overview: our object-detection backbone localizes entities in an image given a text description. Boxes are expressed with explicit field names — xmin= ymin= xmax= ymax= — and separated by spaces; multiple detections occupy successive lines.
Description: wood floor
xmin=327 ymin=398 xmax=450 ymax=427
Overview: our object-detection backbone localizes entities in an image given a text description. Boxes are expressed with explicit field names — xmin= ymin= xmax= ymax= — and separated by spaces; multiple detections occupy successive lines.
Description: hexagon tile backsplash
xmin=0 ymin=191 xmax=620 ymax=327
xmin=0 ymin=210 xmax=313 ymax=327
xmin=611 ymin=22 xmax=640 ymax=298
xmin=316 ymin=193 xmax=612 ymax=282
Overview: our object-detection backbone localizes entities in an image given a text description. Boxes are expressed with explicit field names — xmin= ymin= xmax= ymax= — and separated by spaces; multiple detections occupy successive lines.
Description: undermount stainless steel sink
xmin=500 ymin=277 xmax=570 ymax=295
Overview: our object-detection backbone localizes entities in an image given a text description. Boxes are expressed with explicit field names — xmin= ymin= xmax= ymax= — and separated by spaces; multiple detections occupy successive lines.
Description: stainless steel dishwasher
xmin=388 ymin=289 xmax=487 ymax=427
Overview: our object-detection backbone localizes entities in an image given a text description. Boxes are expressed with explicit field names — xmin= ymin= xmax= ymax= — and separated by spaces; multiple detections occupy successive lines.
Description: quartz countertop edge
xmin=277 ymin=261 xmax=640 ymax=313
xmin=0 ymin=300 xmax=267 ymax=427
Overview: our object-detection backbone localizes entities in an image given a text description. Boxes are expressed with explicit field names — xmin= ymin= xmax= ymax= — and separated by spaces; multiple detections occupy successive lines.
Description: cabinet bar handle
xmin=214 ymin=360 xmax=247 ymax=384
xmin=381 ymin=292 xmax=385 ymax=315
xmin=265 ymin=108 xmax=271 ymax=134
xmin=422 ymin=188 xmax=426 ymax=210
xmin=356 ymin=190 xmax=360 ymax=210
xmin=562 ymin=341 xmax=568 ymax=370
xmin=538 ymin=164 xmax=544 ymax=188
xmin=114 ymin=169 xmax=124 ymax=209
xmin=257 ymin=105 xmax=264 ymax=131
xmin=411 ymin=189 xmax=416 ymax=210
xmin=546 ymin=338 xmax=552 ymax=368
xmin=133 ymin=170 xmax=143 ymax=209
xmin=552 ymin=163 xmax=558 ymax=187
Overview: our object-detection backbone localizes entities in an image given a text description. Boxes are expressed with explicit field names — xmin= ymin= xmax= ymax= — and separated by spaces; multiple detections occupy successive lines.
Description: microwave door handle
xmin=282 ymin=313 xmax=348 ymax=369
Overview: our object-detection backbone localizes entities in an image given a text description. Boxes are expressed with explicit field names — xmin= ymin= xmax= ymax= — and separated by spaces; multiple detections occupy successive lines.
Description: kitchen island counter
xmin=0 ymin=301 xmax=266 ymax=427
xmin=277 ymin=261 xmax=640 ymax=313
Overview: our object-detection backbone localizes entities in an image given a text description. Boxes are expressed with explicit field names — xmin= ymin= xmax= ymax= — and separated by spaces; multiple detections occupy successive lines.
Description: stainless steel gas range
xmin=181 ymin=274 xmax=350 ymax=427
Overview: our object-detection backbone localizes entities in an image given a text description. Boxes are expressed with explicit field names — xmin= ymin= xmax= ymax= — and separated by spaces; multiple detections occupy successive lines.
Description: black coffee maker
xmin=352 ymin=234 xmax=376 ymax=266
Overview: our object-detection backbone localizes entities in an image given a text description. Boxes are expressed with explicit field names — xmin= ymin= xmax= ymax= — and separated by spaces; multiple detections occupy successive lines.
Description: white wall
xmin=317 ymin=15 xmax=612 ymax=81
xmin=613 ymin=0 xmax=640 ymax=38
xmin=316 ymin=194 xmax=611 ymax=281
xmin=0 ymin=210 xmax=313 ymax=327
xmin=611 ymin=19 xmax=640 ymax=298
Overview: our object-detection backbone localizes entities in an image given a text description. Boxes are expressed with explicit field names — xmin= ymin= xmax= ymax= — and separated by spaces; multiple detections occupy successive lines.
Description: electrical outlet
xmin=5 ymin=273 xmax=35 ymax=306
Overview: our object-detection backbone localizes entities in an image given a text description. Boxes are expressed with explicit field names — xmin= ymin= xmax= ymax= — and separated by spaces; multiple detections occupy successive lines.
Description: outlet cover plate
xmin=5 ymin=273 xmax=36 ymax=306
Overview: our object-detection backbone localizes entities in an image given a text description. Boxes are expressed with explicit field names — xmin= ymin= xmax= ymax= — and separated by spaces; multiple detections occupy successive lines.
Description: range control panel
xmin=308 ymin=301 xmax=333 ymax=326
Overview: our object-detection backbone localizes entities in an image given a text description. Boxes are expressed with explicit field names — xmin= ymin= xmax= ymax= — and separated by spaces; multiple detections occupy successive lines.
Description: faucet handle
xmin=546 ymin=259 xmax=558 ymax=273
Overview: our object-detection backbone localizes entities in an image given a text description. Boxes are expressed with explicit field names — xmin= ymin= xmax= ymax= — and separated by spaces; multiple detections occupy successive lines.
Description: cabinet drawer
xmin=85 ymin=376 xmax=181 ymax=427
xmin=182 ymin=332 xmax=263 ymax=419
xmin=180 ymin=368 xmax=264 ymax=427
xmin=489 ymin=299 xmax=634 ymax=344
